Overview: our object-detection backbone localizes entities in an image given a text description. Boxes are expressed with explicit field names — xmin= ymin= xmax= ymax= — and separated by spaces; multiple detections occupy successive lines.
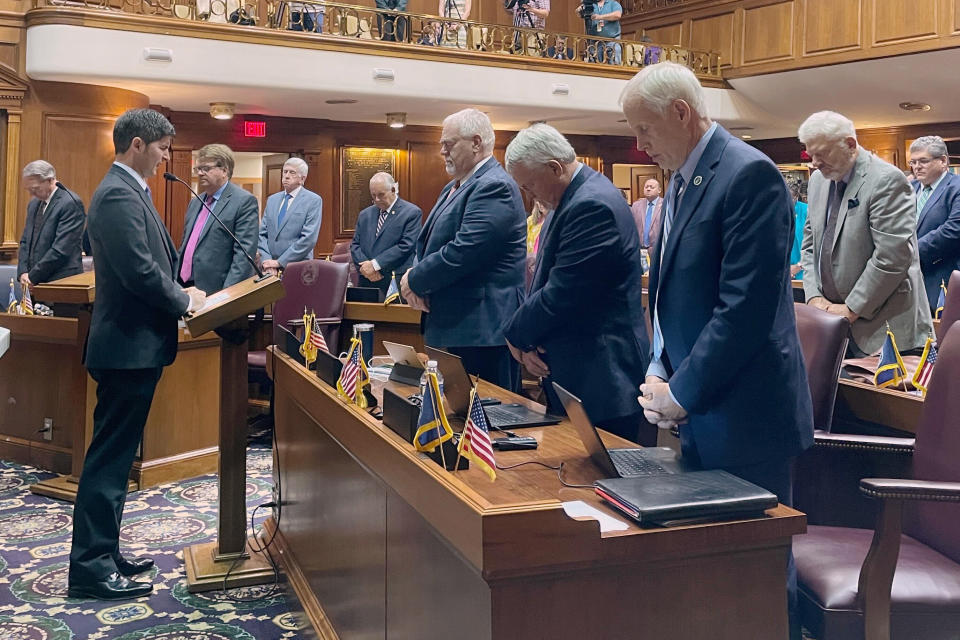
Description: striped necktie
xmin=376 ymin=210 xmax=388 ymax=235
xmin=917 ymin=185 xmax=932 ymax=218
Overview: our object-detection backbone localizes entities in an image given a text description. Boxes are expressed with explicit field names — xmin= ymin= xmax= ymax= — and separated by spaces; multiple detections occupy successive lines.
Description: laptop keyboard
xmin=484 ymin=404 xmax=535 ymax=426
xmin=610 ymin=449 xmax=670 ymax=477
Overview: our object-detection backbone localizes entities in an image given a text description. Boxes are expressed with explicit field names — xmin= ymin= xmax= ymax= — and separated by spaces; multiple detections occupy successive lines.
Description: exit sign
xmin=244 ymin=121 xmax=266 ymax=137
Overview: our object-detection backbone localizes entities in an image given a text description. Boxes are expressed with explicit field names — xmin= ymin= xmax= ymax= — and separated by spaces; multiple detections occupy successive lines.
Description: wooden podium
xmin=181 ymin=274 xmax=285 ymax=593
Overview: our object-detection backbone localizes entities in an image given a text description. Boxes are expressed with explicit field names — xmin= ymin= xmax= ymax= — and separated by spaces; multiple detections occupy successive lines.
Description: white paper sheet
xmin=562 ymin=500 xmax=630 ymax=532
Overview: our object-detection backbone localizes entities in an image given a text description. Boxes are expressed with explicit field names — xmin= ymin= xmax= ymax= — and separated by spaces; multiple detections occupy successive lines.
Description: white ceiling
xmin=25 ymin=24 xmax=960 ymax=141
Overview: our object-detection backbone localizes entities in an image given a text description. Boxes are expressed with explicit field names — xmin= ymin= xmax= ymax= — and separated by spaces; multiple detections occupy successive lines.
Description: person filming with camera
xmin=505 ymin=0 xmax=549 ymax=53
xmin=576 ymin=0 xmax=622 ymax=65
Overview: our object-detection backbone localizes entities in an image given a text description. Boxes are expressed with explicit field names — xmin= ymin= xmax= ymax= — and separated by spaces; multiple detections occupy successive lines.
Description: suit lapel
xmin=830 ymin=150 xmax=868 ymax=253
xmin=277 ymin=188 xmax=306 ymax=235
xmin=658 ymin=131 xmax=726 ymax=287
xmin=198 ymin=186 xmax=229 ymax=245
xmin=532 ymin=167 xmax=592 ymax=289
xmin=111 ymin=166 xmax=176 ymax=270
xmin=420 ymin=158 xmax=498 ymax=251
xmin=919 ymin=175 xmax=949 ymax=227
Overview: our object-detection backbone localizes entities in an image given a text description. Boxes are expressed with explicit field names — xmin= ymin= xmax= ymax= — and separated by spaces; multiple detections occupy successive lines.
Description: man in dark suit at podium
xmin=177 ymin=144 xmax=259 ymax=294
xmin=400 ymin=108 xmax=526 ymax=391
xmin=350 ymin=172 xmax=421 ymax=298
xmin=16 ymin=160 xmax=85 ymax=288
xmin=503 ymin=124 xmax=654 ymax=445
xmin=68 ymin=109 xmax=206 ymax=601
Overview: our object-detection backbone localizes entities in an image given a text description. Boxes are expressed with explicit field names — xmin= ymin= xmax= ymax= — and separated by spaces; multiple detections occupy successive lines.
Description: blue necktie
xmin=644 ymin=201 xmax=654 ymax=246
xmin=277 ymin=193 xmax=291 ymax=227
xmin=652 ymin=175 xmax=685 ymax=363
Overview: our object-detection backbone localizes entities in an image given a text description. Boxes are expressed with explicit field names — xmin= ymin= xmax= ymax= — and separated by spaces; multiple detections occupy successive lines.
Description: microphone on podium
xmin=163 ymin=172 xmax=269 ymax=281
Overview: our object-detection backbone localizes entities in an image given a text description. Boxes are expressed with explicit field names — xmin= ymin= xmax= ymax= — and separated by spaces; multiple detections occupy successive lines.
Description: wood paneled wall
xmin=162 ymin=110 xmax=644 ymax=256
xmin=623 ymin=0 xmax=960 ymax=77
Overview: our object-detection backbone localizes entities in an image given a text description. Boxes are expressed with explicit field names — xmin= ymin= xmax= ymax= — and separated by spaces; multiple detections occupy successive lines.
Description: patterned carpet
xmin=0 ymin=445 xmax=307 ymax=640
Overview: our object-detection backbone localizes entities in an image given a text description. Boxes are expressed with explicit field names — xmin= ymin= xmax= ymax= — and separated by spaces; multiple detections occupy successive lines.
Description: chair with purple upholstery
xmin=794 ymin=302 xmax=849 ymax=433
xmin=934 ymin=270 xmax=960 ymax=343
xmin=794 ymin=320 xmax=960 ymax=640
xmin=330 ymin=240 xmax=359 ymax=287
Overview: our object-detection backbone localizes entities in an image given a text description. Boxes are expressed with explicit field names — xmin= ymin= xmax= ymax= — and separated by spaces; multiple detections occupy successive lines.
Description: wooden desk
xmin=835 ymin=378 xmax=923 ymax=436
xmin=341 ymin=301 xmax=423 ymax=354
xmin=268 ymin=349 xmax=805 ymax=639
xmin=0 ymin=272 xmax=221 ymax=499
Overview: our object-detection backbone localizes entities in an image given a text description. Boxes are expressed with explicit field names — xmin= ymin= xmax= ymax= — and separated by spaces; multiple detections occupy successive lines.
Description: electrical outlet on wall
xmin=41 ymin=418 xmax=53 ymax=441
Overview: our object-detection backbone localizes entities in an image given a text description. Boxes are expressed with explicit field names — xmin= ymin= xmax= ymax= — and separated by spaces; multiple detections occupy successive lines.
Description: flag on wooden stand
xmin=457 ymin=386 xmax=497 ymax=480
xmin=911 ymin=336 xmax=938 ymax=396
xmin=337 ymin=337 xmax=369 ymax=409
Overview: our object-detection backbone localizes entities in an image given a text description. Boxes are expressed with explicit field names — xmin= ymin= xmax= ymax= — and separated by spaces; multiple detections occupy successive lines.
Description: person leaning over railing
xmin=577 ymin=0 xmax=622 ymax=65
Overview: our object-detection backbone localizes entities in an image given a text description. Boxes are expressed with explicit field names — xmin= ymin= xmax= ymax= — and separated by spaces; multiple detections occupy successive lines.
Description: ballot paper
xmin=562 ymin=500 xmax=630 ymax=532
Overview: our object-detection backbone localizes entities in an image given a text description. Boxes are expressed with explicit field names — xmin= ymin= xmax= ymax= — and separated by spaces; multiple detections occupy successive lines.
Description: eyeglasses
xmin=192 ymin=164 xmax=219 ymax=175
xmin=439 ymin=137 xmax=464 ymax=152
xmin=908 ymin=157 xmax=942 ymax=167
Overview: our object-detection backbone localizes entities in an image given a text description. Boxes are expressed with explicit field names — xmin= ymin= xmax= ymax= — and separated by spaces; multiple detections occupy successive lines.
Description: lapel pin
xmin=693 ymin=176 xmax=703 ymax=186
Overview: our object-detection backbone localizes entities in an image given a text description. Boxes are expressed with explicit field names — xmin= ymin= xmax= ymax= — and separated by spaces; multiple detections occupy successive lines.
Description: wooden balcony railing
xmin=31 ymin=0 xmax=721 ymax=79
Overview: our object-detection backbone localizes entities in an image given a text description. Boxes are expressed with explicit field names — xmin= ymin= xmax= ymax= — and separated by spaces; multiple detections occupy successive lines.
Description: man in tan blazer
xmin=799 ymin=111 xmax=932 ymax=355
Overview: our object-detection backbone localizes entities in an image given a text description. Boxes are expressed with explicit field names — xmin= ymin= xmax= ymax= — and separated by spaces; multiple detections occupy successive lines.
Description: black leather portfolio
xmin=594 ymin=470 xmax=778 ymax=526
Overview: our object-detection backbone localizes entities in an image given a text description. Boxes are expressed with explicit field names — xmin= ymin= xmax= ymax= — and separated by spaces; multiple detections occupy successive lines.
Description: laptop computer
xmin=552 ymin=382 xmax=691 ymax=478
xmin=424 ymin=346 xmax=561 ymax=429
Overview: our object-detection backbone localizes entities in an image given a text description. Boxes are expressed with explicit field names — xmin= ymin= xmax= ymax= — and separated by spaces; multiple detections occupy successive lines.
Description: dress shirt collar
xmin=676 ymin=121 xmax=718 ymax=188
xmin=926 ymin=170 xmax=948 ymax=194
xmin=556 ymin=162 xmax=585 ymax=206
xmin=460 ymin=155 xmax=494 ymax=185
xmin=42 ymin=185 xmax=58 ymax=206
xmin=205 ymin=181 xmax=228 ymax=203
xmin=284 ymin=185 xmax=303 ymax=201
xmin=113 ymin=161 xmax=148 ymax=192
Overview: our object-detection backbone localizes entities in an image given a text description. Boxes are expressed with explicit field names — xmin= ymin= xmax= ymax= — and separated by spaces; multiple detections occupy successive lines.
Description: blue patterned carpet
xmin=0 ymin=446 xmax=307 ymax=640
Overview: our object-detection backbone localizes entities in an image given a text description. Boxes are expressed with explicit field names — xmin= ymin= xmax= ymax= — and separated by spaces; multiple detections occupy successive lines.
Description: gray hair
xmin=444 ymin=108 xmax=495 ymax=154
xmin=370 ymin=172 xmax=396 ymax=188
xmin=113 ymin=108 xmax=175 ymax=154
xmin=505 ymin=123 xmax=576 ymax=172
xmin=785 ymin=176 xmax=802 ymax=198
xmin=798 ymin=111 xmax=857 ymax=145
xmin=283 ymin=157 xmax=308 ymax=178
xmin=910 ymin=135 xmax=948 ymax=159
xmin=619 ymin=61 xmax=707 ymax=118
xmin=22 ymin=160 xmax=56 ymax=180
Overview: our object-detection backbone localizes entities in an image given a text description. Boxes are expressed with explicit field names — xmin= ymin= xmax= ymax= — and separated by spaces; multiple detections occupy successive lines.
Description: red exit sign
xmin=244 ymin=121 xmax=266 ymax=138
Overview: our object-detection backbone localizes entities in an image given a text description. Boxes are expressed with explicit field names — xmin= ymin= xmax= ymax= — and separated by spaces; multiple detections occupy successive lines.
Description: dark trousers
xmin=679 ymin=431 xmax=800 ymax=640
xmin=596 ymin=412 xmax=658 ymax=447
xmin=445 ymin=345 xmax=520 ymax=394
xmin=376 ymin=14 xmax=408 ymax=41
xmin=69 ymin=367 xmax=163 ymax=583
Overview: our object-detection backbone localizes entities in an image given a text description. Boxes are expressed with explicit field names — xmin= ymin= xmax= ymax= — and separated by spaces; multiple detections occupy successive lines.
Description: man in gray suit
xmin=800 ymin=110 xmax=933 ymax=355
xmin=257 ymin=157 xmax=322 ymax=275
xmin=178 ymin=144 xmax=259 ymax=293
xmin=69 ymin=109 xmax=205 ymax=601
xmin=17 ymin=160 xmax=84 ymax=287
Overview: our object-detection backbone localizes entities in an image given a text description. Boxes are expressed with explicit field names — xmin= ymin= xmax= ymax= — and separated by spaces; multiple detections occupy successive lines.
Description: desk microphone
xmin=163 ymin=172 xmax=269 ymax=282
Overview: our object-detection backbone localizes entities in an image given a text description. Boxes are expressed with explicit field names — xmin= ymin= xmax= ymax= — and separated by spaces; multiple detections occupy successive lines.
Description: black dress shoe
xmin=68 ymin=572 xmax=152 ymax=600
xmin=116 ymin=555 xmax=154 ymax=576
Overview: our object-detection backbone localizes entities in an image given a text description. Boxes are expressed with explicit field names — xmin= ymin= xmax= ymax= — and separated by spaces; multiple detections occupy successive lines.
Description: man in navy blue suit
xmin=400 ymin=109 xmax=526 ymax=391
xmin=623 ymin=62 xmax=813 ymax=639
xmin=909 ymin=135 xmax=960 ymax=312
xmin=350 ymin=172 xmax=422 ymax=298
xmin=502 ymin=123 xmax=654 ymax=445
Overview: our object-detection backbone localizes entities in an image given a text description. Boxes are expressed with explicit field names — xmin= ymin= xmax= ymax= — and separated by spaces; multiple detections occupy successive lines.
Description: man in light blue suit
xmin=909 ymin=135 xmax=960 ymax=312
xmin=258 ymin=157 xmax=322 ymax=275
xmin=400 ymin=108 xmax=526 ymax=391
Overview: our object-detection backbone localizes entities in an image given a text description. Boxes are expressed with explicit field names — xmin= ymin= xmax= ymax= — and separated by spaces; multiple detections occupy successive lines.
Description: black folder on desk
xmin=594 ymin=470 xmax=778 ymax=526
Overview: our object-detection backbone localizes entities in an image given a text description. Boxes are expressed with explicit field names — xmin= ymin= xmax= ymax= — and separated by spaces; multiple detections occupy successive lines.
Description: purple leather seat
xmin=795 ymin=320 xmax=960 ymax=640
xmin=934 ymin=270 xmax=960 ymax=343
xmin=330 ymin=240 xmax=359 ymax=287
xmin=794 ymin=302 xmax=849 ymax=433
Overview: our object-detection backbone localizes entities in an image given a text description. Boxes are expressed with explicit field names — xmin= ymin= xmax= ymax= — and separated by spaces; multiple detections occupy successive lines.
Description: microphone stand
xmin=164 ymin=172 xmax=271 ymax=283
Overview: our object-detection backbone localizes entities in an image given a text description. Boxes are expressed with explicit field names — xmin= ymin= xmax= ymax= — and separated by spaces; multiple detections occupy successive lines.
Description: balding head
xmin=797 ymin=111 xmax=859 ymax=180
xmin=370 ymin=172 xmax=398 ymax=210
xmin=440 ymin=108 xmax=496 ymax=180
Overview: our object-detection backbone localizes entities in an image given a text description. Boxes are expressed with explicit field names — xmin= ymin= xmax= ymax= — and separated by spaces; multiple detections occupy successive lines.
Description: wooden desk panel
xmin=835 ymin=378 xmax=922 ymax=435
xmin=341 ymin=301 xmax=423 ymax=354
xmin=270 ymin=349 xmax=805 ymax=639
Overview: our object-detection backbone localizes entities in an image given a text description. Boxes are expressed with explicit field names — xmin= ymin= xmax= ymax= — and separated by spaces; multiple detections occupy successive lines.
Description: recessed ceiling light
xmin=325 ymin=99 xmax=358 ymax=105
xmin=899 ymin=102 xmax=931 ymax=112
xmin=741 ymin=134 xmax=753 ymax=140
xmin=386 ymin=112 xmax=406 ymax=128
xmin=209 ymin=102 xmax=235 ymax=120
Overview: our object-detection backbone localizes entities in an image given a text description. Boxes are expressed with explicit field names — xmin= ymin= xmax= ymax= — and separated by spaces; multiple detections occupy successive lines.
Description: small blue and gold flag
xmin=383 ymin=273 xmax=401 ymax=306
xmin=935 ymin=280 xmax=946 ymax=320
xmin=7 ymin=278 xmax=19 ymax=314
xmin=874 ymin=329 xmax=907 ymax=389
xmin=414 ymin=371 xmax=453 ymax=452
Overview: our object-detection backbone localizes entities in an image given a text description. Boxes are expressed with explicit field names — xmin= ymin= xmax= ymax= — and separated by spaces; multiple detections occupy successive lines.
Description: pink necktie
xmin=180 ymin=194 xmax=214 ymax=282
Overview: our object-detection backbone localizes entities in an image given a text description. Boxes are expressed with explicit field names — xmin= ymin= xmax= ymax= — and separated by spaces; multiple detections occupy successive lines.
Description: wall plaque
xmin=340 ymin=146 xmax=397 ymax=234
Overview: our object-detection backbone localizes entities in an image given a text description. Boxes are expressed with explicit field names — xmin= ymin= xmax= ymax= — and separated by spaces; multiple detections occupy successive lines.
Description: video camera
xmin=576 ymin=1 xmax=597 ymax=19
xmin=504 ymin=0 xmax=531 ymax=9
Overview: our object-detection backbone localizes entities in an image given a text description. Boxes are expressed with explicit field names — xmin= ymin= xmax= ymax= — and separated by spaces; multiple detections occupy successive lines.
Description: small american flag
xmin=310 ymin=317 xmax=328 ymax=352
xmin=912 ymin=336 xmax=938 ymax=395
xmin=458 ymin=387 xmax=496 ymax=480
xmin=20 ymin=283 xmax=33 ymax=315
xmin=337 ymin=337 xmax=368 ymax=408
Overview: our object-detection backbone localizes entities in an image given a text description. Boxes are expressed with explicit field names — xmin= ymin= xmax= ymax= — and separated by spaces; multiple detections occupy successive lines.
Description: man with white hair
xmin=349 ymin=172 xmax=422 ymax=298
xmin=17 ymin=159 xmax=85 ymax=288
xmin=258 ymin=156 xmax=323 ymax=275
xmin=799 ymin=111 xmax=932 ymax=354
xmin=400 ymin=108 xmax=526 ymax=390
xmin=502 ymin=124 xmax=654 ymax=445
xmin=623 ymin=62 xmax=812 ymax=639
xmin=909 ymin=135 xmax=960 ymax=312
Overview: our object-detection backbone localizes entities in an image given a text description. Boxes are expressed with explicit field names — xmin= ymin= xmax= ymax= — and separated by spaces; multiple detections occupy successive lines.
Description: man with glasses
xmin=909 ymin=135 xmax=960 ymax=313
xmin=800 ymin=111 xmax=932 ymax=356
xmin=258 ymin=157 xmax=323 ymax=276
xmin=178 ymin=144 xmax=259 ymax=294
xmin=400 ymin=108 xmax=526 ymax=391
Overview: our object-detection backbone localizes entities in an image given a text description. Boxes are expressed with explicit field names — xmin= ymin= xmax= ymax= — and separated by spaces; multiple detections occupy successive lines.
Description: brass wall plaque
xmin=340 ymin=146 xmax=397 ymax=234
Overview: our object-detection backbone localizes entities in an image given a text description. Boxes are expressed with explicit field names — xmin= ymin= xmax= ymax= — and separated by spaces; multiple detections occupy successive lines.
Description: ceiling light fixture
xmin=209 ymin=102 xmax=235 ymax=120
xmin=899 ymin=102 xmax=931 ymax=112
xmin=741 ymin=134 xmax=753 ymax=139
xmin=325 ymin=99 xmax=358 ymax=105
xmin=386 ymin=112 xmax=406 ymax=128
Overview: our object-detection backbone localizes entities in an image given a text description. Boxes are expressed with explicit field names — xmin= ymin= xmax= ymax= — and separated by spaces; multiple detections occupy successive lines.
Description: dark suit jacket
xmin=17 ymin=184 xmax=85 ymax=284
xmin=408 ymin=158 xmax=526 ymax=348
xmin=915 ymin=171 xmax=960 ymax=310
xmin=177 ymin=182 xmax=259 ymax=293
xmin=349 ymin=197 xmax=422 ymax=294
xmin=649 ymin=126 xmax=814 ymax=469
xmin=504 ymin=166 xmax=650 ymax=423
xmin=85 ymin=164 xmax=190 ymax=370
